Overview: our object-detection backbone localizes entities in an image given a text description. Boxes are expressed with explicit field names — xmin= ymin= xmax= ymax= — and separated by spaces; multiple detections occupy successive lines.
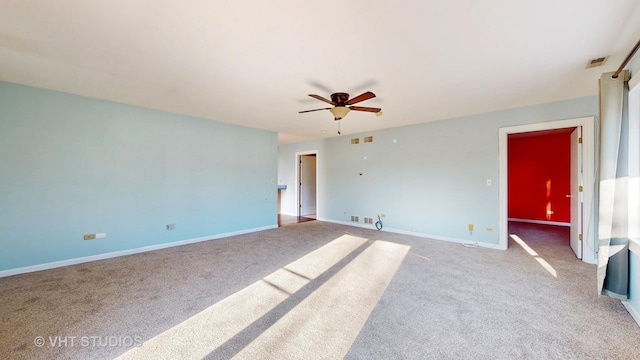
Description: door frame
xmin=498 ymin=116 xmax=596 ymax=264
xmin=295 ymin=150 xmax=318 ymax=218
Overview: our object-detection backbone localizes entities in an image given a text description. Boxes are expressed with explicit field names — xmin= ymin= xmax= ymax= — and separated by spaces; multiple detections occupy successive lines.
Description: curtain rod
xmin=612 ymin=38 xmax=640 ymax=79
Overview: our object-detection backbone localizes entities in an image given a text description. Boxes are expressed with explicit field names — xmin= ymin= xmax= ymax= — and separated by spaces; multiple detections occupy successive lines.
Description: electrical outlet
xmin=166 ymin=223 xmax=176 ymax=230
xmin=485 ymin=227 xmax=494 ymax=232
xmin=83 ymin=234 xmax=96 ymax=240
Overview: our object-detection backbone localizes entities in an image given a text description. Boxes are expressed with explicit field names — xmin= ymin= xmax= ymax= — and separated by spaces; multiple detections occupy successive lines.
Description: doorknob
xmin=566 ymin=194 xmax=572 ymax=198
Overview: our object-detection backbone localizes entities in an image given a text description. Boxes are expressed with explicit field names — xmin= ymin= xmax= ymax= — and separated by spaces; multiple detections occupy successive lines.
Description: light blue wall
xmin=279 ymin=96 xmax=598 ymax=245
xmin=0 ymin=81 xmax=278 ymax=271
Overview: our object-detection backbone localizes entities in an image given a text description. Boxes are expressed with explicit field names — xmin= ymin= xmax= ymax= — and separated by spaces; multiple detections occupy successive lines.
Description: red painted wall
xmin=508 ymin=131 xmax=571 ymax=223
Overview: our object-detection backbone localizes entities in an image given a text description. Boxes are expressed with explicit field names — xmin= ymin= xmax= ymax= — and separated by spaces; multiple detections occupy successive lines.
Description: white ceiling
xmin=1 ymin=1 xmax=639 ymax=144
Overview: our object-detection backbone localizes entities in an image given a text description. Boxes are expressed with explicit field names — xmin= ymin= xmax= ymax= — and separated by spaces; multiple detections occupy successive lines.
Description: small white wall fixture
xmin=499 ymin=116 xmax=596 ymax=264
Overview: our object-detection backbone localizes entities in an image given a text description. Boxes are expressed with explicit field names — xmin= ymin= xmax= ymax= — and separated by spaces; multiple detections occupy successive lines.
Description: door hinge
xmin=579 ymin=234 xmax=583 ymax=241
xmin=578 ymin=137 xmax=583 ymax=144
xmin=578 ymin=185 xmax=583 ymax=192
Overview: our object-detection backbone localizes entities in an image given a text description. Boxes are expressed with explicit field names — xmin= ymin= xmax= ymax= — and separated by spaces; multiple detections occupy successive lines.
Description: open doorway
xmin=498 ymin=117 xmax=596 ymax=264
xmin=299 ymin=153 xmax=317 ymax=220
xmin=507 ymin=127 xmax=579 ymax=258
xmin=277 ymin=150 xmax=319 ymax=227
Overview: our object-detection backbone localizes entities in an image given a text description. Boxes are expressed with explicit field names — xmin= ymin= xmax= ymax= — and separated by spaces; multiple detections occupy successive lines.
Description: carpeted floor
xmin=1 ymin=221 xmax=639 ymax=359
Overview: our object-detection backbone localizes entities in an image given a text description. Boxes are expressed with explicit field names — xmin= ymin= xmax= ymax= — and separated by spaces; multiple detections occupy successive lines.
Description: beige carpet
xmin=1 ymin=221 xmax=639 ymax=359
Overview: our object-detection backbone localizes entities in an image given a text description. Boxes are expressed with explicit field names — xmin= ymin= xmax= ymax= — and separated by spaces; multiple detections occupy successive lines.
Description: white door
xmin=299 ymin=155 xmax=317 ymax=217
xmin=570 ymin=127 xmax=583 ymax=259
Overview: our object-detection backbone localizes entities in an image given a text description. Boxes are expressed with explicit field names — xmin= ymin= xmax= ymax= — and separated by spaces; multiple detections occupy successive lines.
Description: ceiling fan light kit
xmin=329 ymin=106 xmax=350 ymax=120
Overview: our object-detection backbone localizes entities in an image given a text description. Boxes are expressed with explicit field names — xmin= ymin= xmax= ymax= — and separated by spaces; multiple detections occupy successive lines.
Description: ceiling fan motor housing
xmin=330 ymin=92 xmax=350 ymax=105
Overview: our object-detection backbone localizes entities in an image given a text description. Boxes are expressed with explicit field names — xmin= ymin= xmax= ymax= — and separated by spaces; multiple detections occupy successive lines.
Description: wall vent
xmin=586 ymin=56 xmax=608 ymax=69
xmin=364 ymin=136 xmax=373 ymax=143
xmin=351 ymin=138 xmax=360 ymax=145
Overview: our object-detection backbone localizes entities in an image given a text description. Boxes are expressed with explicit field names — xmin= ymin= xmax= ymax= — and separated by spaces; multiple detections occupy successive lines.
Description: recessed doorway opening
xmin=499 ymin=117 xmax=596 ymax=264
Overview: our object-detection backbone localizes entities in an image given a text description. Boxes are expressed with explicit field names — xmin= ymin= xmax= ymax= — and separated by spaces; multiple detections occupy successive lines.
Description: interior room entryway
xmin=299 ymin=153 xmax=317 ymax=219
xmin=507 ymin=127 xmax=579 ymax=255
xmin=278 ymin=151 xmax=318 ymax=227
xmin=499 ymin=117 xmax=596 ymax=264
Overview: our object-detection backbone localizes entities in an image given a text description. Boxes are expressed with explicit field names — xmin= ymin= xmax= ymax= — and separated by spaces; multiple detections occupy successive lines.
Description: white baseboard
xmin=623 ymin=300 xmax=640 ymax=328
xmin=0 ymin=225 xmax=277 ymax=278
xmin=508 ymin=218 xmax=571 ymax=227
xmin=318 ymin=218 xmax=502 ymax=250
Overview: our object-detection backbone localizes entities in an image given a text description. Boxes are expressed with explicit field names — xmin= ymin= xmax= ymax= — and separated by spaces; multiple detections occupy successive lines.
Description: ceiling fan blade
xmin=308 ymin=94 xmax=336 ymax=105
xmin=346 ymin=91 xmax=376 ymax=105
xmin=349 ymin=105 xmax=381 ymax=113
xmin=299 ymin=107 xmax=332 ymax=113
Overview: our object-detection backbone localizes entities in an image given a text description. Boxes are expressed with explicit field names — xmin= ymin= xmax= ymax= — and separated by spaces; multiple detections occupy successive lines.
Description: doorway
xmin=299 ymin=154 xmax=317 ymax=219
xmin=498 ymin=117 xmax=596 ymax=264
xmin=507 ymin=127 xmax=580 ymax=257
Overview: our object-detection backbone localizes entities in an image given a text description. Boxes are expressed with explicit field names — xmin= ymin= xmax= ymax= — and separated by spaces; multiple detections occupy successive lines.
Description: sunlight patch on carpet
xmin=510 ymin=234 xmax=557 ymax=277
xmin=116 ymin=234 xmax=368 ymax=359
xmin=233 ymin=240 xmax=410 ymax=359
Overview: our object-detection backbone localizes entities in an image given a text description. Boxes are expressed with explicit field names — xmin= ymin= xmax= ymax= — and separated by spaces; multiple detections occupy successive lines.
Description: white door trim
xmin=295 ymin=150 xmax=318 ymax=217
xmin=498 ymin=116 xmax=596 ymax=264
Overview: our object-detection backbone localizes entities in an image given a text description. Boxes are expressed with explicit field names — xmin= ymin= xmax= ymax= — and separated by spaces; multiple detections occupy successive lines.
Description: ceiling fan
xmin=299 ymin=91 xmax=382 ymax=120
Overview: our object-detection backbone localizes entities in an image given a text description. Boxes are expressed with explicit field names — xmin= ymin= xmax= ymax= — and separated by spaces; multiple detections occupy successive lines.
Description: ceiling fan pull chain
xmin=338 ymin=121 xmax=341 ymax=135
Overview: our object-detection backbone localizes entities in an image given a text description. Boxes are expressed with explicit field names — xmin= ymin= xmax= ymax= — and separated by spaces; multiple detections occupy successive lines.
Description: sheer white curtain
xmin=630 ymin=75 xmax=640 ymax=246
xmin=597 ymin=70 xmax=630 ymax=299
